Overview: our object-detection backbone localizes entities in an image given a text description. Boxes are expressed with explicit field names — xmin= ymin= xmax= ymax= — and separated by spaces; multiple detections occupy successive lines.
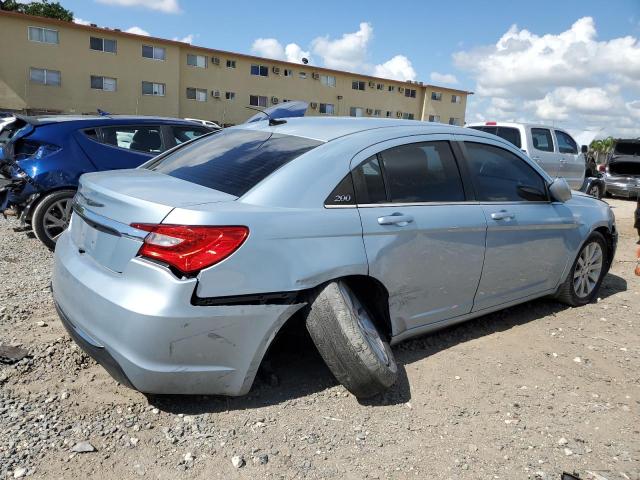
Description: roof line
xmin=0 ymin=10 xmax=473 ymax=94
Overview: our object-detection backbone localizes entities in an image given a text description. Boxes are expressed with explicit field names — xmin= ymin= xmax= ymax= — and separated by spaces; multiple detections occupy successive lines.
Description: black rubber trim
xmin=54 ymin=302 xmax=135 ymax=390
xmin=191 ymin=289 xmax=301 ymax=306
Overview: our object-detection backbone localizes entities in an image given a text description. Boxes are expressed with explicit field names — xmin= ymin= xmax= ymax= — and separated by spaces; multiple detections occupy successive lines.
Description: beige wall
xmin=0 ymin=12 xmax=470 ymax=126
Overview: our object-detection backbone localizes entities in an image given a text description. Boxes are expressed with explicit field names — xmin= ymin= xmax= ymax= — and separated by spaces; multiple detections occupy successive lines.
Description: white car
xmin=467 ymin=122 xmax=586 ymax=190
xmin=184 ymin=118 xmax=221 ymax=130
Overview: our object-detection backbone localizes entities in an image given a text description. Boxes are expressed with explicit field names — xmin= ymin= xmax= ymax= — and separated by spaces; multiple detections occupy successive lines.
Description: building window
xmin=319 ymin=103 xmax=335 ymax=115
xmin=431 ymin=91 xmax=442 ymax=101
xmin=402 ymin=113 xmax=415 ymax=120
xmin=29 ymin=67 xmax=60 ymax=86
xmin=225 ymin=91 xmax=235 ymax=100
xmin=405 ymin=89 xmax=417 ymax=98
xmin=90 ymin=75 xmax=117 ymax=91
xmin=388 ymin=85 xmax=395 ymax=92
xmin=187 ymin=54 xmax=207 ymax=68
xmin=375 ymin=83 xmax=383 ymax=90
xmin=284 ymin=68 xmax=293 ymax=77
xmin=226 ymin=59 xmax=236 ymax=68
xmin=249 ymin=95 xmax=268 ymax=107
xmin=352 ymin=81 xmax=365 ymax=91
xmin=186 ymin=87 xmax=207 ymax=101
xmin=449 ymin=117 xmax=462 ymax=126
xmin=28 ymin=26 xmax=58 ymax=44
xmin=374 ymin=109 xmax=382 ymax=116
xmin=320 ymin=75 xmax=336 ymax=87
xmin=142 ymin=45 xmax=166 ymax=61
xmin=90 ymin=36 xmax=117 ymax=53
xmin=428 ymin=115 xmax=441 ymax=122
xmin=142 ymin=81 xmax=165 ymax=96
xmin=250 ymin=64 xmax=269 ymax=77
xmin=349 ymin=107 xmax=364 ymax=117
xmin=386 ymin=111 xmax=392 ymax=117
xmin=451 ymin=94 xmax=462 ymax=104
xmin=299 ymin=71 xmax=307 ymax=79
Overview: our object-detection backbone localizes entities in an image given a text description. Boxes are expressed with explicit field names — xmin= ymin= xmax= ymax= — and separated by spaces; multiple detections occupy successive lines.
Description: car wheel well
xmin=25 ymin=187 xmax=77 ymax=222
xmin=594 ymin=226 xmax=615 ymax=268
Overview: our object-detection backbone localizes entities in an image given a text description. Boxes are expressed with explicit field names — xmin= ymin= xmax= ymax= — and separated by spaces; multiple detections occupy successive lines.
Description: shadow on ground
xmin=148 ymin=273 xmax=626 ymax=414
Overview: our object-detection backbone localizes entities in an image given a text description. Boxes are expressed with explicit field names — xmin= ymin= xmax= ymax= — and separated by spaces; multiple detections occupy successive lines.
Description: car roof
xmin=234 ymin=117 xmax=467 ymax=142
xmin=18 ymin=115 xmax=199 ymax=127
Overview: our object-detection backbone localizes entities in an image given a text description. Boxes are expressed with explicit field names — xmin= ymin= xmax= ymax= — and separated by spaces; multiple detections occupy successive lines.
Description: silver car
xmin=52 ymin=118 xmax=617 ymax=398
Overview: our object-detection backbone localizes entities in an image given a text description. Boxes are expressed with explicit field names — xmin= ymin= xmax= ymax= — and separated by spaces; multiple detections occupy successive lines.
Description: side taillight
xmin=131 ymin=224 xmax=249 ymax=275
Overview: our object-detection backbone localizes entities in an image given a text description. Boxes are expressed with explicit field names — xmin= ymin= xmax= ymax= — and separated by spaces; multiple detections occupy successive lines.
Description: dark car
xmin=0 ymin=116 xmax=213 ymax=248
xmin=603 ymin=139 xmax=640 ymax=199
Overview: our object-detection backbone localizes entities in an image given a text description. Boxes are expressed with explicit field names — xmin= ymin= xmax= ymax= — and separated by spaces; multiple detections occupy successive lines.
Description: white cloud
xmin=250 ymin=23 xmax=417 ymax=81
xmin=430 ymin=72 xmax=459 ymax=85
xmin=125 ymin=26 xmax=150 ymax=36
xmin=96 ymin=0 xmax=181 ymax=13
xmin=73 ymin=17 xmax=91 ymax=26
xmin=455 ymin=17 xmax=640 ymax=137
xmin=173 ymin=34 xmax=194 ymax=44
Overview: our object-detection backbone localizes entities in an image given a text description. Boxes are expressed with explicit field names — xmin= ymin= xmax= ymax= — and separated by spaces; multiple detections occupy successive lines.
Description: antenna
xmin=245 ymin=106 xmax=286 ymax=126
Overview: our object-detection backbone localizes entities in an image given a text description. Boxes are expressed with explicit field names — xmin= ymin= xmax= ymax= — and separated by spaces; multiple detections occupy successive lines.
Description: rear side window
xmin=379 ymin=141 xmax=465 ymax=203
xmin=555 ymin=130 xmax=578 ymax=154
xmin=464 ymin=142 xmax=547 ymax=202
xmin=99 ymin=126 xmax=163 ymax=153
xmin=531 ymin=128 xmax=554 ymax=152
xmin=352 ymin=155 xmax=387 ymax=204
xmin=147 ymin=129 xmax=322 ymax=197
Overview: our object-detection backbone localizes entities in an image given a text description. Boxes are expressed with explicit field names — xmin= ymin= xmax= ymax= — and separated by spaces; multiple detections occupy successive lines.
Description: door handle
xmin=559 ymin=158 xmax=567 ymax=163
xmin=490 ymin=210 xmax=515 ymax=221
xmin=531 ymin=155 xmax=541 ymax=162
xmin=377 ymin=213 xmax=414 ymax=226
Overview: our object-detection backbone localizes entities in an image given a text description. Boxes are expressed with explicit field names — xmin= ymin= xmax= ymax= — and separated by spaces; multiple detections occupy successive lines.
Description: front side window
xmin=250 ymin=64 xmax=269 ymax=77
xmin=320 ymin=75 xmax=336 ymax=87
xmin=91 ymin=75 xmax=117 ymax=91
xmin=142 ymin=45 xmax=166 ymax=60
xmin=142 ymin=81 xmax=165 ymax=96
xmin=100 ymin=126 xmax=163 ymax=153
xmin=28 ymin=26 xmax=58 ymax=44
xmin=379 ymin=141 xmax=465 ymax=203
xmin=555 ymin=130 xmax=578 ymax=154
xmin=90 ymin=36 xmax=117 ymax=53
xmin=464 ymin=142 xmax=548 ymax=202
xmin=146 ymin=129 xmax=322 ymax=197
xmin=319 ymin=103 xmax=335 ymax=115
xmin=172 ymin=126 xmax=209 ymax=145
xmin=249 ymin=95 xmax=268 ymax=107
xmin=29 ymin=67 xmax=60 ymax=86
xmin=187 ymin=54 xmax=207 ymax=68
xmin=531 ymin=128 xmax=554 ymax=152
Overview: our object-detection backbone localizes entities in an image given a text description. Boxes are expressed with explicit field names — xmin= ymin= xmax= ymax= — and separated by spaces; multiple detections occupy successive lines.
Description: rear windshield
xmin=614 ymin=142 xmax=640 ymax=156
xmin=146 ymin=129 xmax=322 ymax=197
xmin=469 ymin=126 xmax=522 ymax=149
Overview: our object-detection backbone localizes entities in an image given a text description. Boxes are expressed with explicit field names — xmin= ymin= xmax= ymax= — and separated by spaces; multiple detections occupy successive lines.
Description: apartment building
xmin=0 ymin=11 xmax=471 ymax=126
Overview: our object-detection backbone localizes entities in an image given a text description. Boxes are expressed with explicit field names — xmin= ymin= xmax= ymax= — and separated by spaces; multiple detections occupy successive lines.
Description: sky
xmin=57 ymin=0 xmax=640 ymax=140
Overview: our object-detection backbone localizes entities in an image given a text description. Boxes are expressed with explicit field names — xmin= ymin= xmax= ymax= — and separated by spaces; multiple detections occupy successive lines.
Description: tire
xmin=555 ymin=232 xmax=608 ymax=306
xmin=32 ymin=190 xmax=76 ymax=250
xmin=587 ymin=183 xmax=603 ymax=199
xmin=305 ymin=280 xmax=397 ymax=398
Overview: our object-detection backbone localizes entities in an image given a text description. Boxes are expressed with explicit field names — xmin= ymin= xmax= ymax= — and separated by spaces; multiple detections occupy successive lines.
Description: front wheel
xmin=32 ymin=190 xmax=76 ymax=250
xmin=555 ymin=232 xmax=608 ymax=306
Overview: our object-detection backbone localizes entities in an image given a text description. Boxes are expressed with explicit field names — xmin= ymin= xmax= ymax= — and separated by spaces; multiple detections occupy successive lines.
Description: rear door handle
xmin=490 ymin=210 xmax=515 ymax=221
xmin=377 ymin=213 xmax=414 ymax=226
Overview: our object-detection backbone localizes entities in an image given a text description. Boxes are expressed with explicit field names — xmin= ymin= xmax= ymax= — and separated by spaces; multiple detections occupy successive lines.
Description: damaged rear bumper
xmin=52 ymin=231 xmax=305 ymax=396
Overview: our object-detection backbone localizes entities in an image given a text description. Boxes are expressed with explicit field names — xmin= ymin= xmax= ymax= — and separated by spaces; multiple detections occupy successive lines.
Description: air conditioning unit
xmin=336 ymin=95 xmax=343 ymax=100
xmin=211 ymin=57 xmax=220 ymax=65
xmin=366 ymin=108 xmax=373 ymax=115
xmin=272 ymin=66 xmax=280 ymax=74
xmin=398 ymin=87 xmax=405 ymax=93
xmin=310 ymin=102 xmax=318 ymax=109
xmin=212 ymin=90 xmax=221 ymax=98
xmin=312 ymin=72 xmax=320 ymax=80
xmin=368 ymin=81 xmax=375 ymax=88
xmin=271 ymin=96 xmax=279 ymax=104
xmin=396 ymin=111 xmax=403 ymax=118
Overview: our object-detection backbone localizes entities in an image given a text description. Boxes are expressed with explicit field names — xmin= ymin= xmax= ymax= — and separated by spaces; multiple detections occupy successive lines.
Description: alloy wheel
xmin=573 ymin=241 xmax=603 ymax=298
xmin=43 ymin=198 xmax=72 ymax=242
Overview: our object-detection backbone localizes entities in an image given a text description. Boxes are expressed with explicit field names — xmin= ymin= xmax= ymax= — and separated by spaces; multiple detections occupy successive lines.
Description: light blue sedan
xmin=52 ymin=117 xmax=617 ymax=398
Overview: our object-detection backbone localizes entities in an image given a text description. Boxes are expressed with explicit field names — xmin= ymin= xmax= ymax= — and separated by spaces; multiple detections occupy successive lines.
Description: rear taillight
xmin=131 ymin=224 xmax=249 ymax=275
xmin=598 ymin=164 xmax=606 ymax=173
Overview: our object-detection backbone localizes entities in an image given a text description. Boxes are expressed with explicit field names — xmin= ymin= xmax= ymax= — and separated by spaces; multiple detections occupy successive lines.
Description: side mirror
xmin=581 ymin=145 xmax=588 ymax=154
xmin=549 ymin=177 xmax=572 ymax=202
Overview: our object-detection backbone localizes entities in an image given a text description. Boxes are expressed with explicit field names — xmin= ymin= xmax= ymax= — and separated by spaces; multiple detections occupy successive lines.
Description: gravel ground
xmin=0 ymin=198 xmax=638 ymax=480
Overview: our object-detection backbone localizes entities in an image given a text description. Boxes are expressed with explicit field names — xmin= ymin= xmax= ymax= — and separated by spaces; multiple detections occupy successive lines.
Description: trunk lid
xmin=70 ymin=169 xmax=237 ymax=273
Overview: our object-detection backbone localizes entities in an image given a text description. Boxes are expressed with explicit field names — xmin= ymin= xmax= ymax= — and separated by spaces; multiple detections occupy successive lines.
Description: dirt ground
xmin=0 ymin=198 xmax=638 ymax=480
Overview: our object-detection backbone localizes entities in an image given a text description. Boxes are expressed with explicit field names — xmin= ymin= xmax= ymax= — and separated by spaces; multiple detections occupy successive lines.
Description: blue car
xmin=0 ymin=115 xmax=213 ymax=248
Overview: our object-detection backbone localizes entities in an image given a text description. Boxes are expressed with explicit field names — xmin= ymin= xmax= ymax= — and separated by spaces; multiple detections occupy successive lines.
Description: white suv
xmin=467 ymin=122 xmax=586 ymax=190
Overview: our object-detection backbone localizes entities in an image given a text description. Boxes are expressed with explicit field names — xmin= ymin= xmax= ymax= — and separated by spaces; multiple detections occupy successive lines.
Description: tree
xmin=0 ymin=0 xmax=73 ymax=22
xmin=589 ymin=136 xmax=615 ymax=164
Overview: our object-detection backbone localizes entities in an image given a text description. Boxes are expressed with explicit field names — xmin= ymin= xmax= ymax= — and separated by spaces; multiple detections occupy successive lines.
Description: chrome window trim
xmin=325 ymin=199 xmax=553 ymax=209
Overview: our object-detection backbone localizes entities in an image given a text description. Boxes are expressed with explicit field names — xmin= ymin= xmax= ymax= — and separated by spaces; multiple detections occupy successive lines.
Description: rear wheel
xmin=32 ymin=190 xmax=76 ymax=250
xmin=305 ymin=280 xmax=397 ymax=398
xmin=555 ymin=232 xmax=608 ymax=306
